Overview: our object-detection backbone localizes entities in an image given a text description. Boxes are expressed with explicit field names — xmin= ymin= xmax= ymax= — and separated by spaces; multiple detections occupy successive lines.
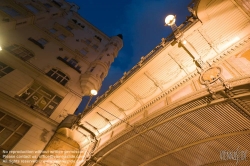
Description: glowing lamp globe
xmin=165 ymin=15 xmax=176 ymax=26
xmin=90 ymin=89 xmax=97 ymax=96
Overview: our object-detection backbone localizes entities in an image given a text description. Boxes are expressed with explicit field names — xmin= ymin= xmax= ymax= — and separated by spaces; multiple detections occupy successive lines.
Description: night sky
xmin=71 ymin=0 xmax=192 ymax=114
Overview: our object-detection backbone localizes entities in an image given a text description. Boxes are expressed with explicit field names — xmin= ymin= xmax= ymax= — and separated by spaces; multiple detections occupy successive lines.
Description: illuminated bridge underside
xmin=91 ymin=81 xmax=250 ymax=166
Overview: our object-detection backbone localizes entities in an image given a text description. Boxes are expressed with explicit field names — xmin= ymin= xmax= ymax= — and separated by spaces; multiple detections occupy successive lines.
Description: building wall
xmin=0 ymin=0 xmax=123 ymax=165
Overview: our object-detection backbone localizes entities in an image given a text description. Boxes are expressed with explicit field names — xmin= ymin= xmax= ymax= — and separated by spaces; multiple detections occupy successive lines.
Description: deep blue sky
xmin=71 ymin=0 xmax=191 ymax=114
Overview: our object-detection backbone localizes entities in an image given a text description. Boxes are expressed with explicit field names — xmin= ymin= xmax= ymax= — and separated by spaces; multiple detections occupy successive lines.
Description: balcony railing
xmin=57 ymin=56 xmax=81 ymax=73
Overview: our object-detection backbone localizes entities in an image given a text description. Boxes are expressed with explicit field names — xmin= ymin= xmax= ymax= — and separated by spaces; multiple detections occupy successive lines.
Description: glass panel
xmin=25 ymin=4 xmax=39 ymax=14
xmin=0 ymin=6 xmax=21 ymax=17
xmin=1 ymin=133 xmax=22 ymax=150
xmin=0 ymin=71 xmax=5 ymax=78
xmin=0 ymin=128 xmax=12 ymax=145
xmin=0 ymin=61 xmax=7 ymax=69
xmin=46 ymin=70 xmax=54 ymax=76
xmin=57 ymin=70 xmax=66 ymax=77
xmin=55 ymin=76 xmax=63 ymax=82
xmin=52 ymin=73 xmax=58 ymax=80
xmin=37 ymin=97 xmax=49 ymax=109
xmin=53 ymin=96 xmax=62 ymax=103
xmin=2 ymin=66 xmax=14 ymax=74
xmin=44 ymin=102 xmax=57 ymax=116
xmin=0 ymin=115 xmax=22 ymax=130
xmin=20 ymin=88 xmax=34 ymax=100
xmin=58 ymin=34 xmax=66 ymax=40
xmin=44 ymin=3 xmax=52 ymax=8
xmin=39 ymin=87 xmax=54 ymax=99
xmin=37 ymin=38 xmax=48 ymax=45
xmin=0 ymin=126 xmax=4 ymax=132
xmin=16 ymin=124 xmax=30 ymax=135
xmin=0 ymin=111 xmax=4 ymax=119
xmin=27 ymin=92 xmax=43 ymax=105
xmin=61 ymin=79 xmax=67 ymax=86
xmin=49 ymin=28 xmax=57 ymax=33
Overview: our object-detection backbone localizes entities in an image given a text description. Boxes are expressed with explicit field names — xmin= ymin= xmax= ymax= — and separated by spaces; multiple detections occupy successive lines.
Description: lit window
xmin=25 ymin=4 xmax=39 ymax=14
xmin=0 ymin=6 xmax=20 ymax=17
xmin=0 ymin=109 xmax=31 ymax=159
xmin=0 ymin=61 xmax=14 ymax=78
xmin=68 ymin=58 xmax=78 ymax=67
xmin=37 ymin=38 xmax=48 ymax=46
xmin=19 ymin=82 xmax=63 ymax=116
xmin=58 ymin=34 xmax=66 ymax=40
xmin=46 ymin=68 xmax=69 ymax=86
xmin=5 ymin=44 xmax=34 ymax=61
xmin=49 ymin=28 xmax=57 ymax=33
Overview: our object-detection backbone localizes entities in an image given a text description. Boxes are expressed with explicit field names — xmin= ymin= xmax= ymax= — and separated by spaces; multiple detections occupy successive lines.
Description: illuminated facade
xmin=0 ymin=0 xmax=122 ymax=165
xmin=1 ymin=0 xmax=250 ymax=165
xmin=70 ymin=0 xmax=250 ymax=165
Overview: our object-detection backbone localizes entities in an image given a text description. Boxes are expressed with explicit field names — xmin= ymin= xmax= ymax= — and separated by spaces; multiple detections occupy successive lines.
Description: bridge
xmin=42 ymin=0 xmax=250 ymax=165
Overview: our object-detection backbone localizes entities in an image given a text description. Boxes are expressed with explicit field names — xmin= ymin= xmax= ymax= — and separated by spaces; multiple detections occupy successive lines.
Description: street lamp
xmin=165 ymin=14 xmax=182 ymax=39
xmin=84 ymin=89 xmax=97 ymax=111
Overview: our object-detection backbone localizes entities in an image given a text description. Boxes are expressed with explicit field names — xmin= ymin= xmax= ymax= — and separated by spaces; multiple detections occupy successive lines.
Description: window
xmin=0 ymin=109 xmax=31 ymax=159
xmin=25 ymin=4 xmax=39 ymax=14
xmin=58 ymin=34 xmax=66 ymax=40
xmin=94 ymin=35 xmax=102 ymax=42
xmin=65 ymin=26 xmax=72 ymax=31
xmin=0 ymin=61 xmax=14 ymax=78
xmin=43 ymin=3 xmax=52 ymax=8
xmin=46 ymin=68 xmax=69 ymax=86
xmin=84 ymin=39 xmax=91 ymax=45
xmin=80 ymin=48 xmax=88 ymax=55
xmin=0 ymin=6 xmax=20 ymax=17
xmin=68 ymin=58 xmax=78 ymax=67
xmin=100 ymin=73 xmax=104 ymax=79
xmin=37 ymin=38 xmax=48 ymax=46
xmin=49 ymin=28 xmax=57 ymax=33
xmin=5 ymin=44 xmax=34 ymax=61
xmin=92 ymin=44 xmax=98 ymax=50
xmin=19 ymin=82 xmax=62 ymax=116
xmin=75 ymin=65 xmax=81 ymax=70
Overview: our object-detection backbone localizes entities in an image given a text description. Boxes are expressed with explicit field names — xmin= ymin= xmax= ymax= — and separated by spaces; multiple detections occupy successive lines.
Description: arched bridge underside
xmin=88 ymin=77 xmax=250 ymax=166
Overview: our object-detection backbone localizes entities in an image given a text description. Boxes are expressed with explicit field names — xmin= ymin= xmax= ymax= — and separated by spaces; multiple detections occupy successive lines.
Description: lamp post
xmin=84 ymin=89 xmax=97 ymax=111
xmin=165 ymin=14 xmax=182 ymax=39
